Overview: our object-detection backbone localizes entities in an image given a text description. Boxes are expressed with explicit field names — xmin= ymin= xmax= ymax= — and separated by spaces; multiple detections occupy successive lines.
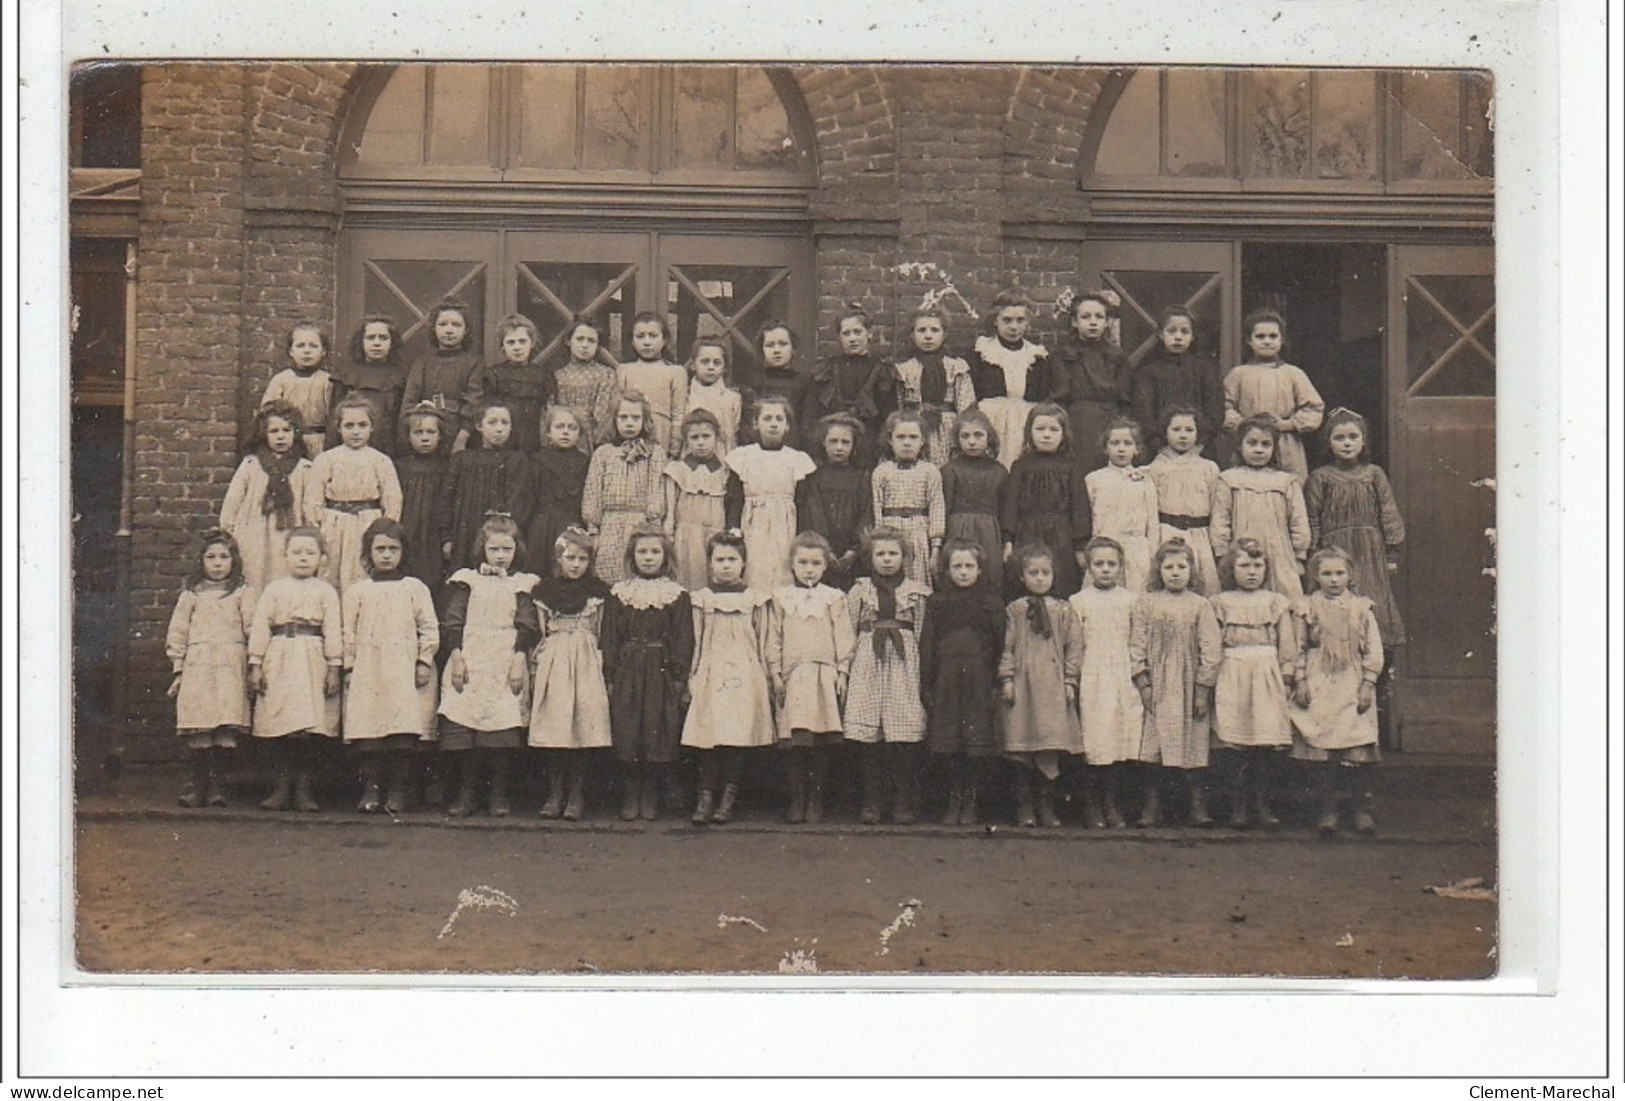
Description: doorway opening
xmin=1240 ymin=243 xmax=1387 ymax=468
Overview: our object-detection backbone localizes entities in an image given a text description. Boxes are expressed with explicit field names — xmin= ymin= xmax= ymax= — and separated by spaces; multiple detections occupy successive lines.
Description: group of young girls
xmin=164 ymin=290 xmax=1405 ymax=835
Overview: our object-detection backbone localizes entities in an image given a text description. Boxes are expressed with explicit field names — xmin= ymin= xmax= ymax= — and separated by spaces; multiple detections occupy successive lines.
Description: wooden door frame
xmin=1385 ymin=242 xmax=1496 ymax=752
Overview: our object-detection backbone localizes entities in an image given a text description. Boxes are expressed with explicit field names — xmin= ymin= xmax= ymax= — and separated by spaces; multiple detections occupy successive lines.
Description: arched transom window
xmin=1086 ymin=67 xmax=1492 ymax=187
xmin=343 ymin=64 xmax=814 ymax=184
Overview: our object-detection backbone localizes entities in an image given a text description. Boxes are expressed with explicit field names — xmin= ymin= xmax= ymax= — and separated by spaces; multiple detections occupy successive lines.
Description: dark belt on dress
xmin=1160 ymin=512 xmax=1210 ymax=530
xmin=272 ymin=623 xmax=325 ymax=639
xmin=325 ymin=498 xmax=382 ymax=514
xmin=882 ymin=507 xmax=928 ymax=518
xmin=862 ymin=617 xmax=913 ymax=661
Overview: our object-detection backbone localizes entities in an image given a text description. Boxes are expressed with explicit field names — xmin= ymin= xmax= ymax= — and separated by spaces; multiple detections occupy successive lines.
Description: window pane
xmin=673 ymin=67 xmax=732 ymax=171
xmin=426 ymin=65 xmax=490 ymax=166
xmin=1313 ymin=70 xmax=1378 ymax=180
xmin=1461 ymin=70 xmax=1494 ymax=177
xmin=1092 ymin=69 xmax=1160 ymax=176
xmin=666 ymin=264 xmax=793 ymax=368
xmin=514 ymin=65 xmax=578 ymax=169
xmin=1165 ymin=69 xmax=1228 ymax=177
xmin=1245 ymin=69 xmax=1311 ymax=178
xmin=1405 ymin=274 xmax=1494 ymax=396
xmin=736 ymin=68 xmax=798 ymax=170
xmin=1102 ymin=270 xmax=1224 ymax=367
xmin=1397 ymin=70 xmax=1476 ymax=180
xmin=582 ymin=67 xmax=645 ymax=171
xmin=70 ymin=239 xmax=131 ymax=393
xmin=355 ymin=65 xmax=427 ymax=165
xmin=516 ymin=262 xmax=636 ymax=361
xmin=362 ymin=259 xmax=487 ymax=361
xmin=71 ymin=63 xmax=142 ymax=169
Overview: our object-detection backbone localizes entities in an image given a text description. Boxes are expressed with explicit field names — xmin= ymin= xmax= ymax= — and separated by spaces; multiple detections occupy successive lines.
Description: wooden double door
xmin=1080 ymin=239 xmax=1495 ymax=752
xmin=340 ymin=229 xmax=814 ymax=369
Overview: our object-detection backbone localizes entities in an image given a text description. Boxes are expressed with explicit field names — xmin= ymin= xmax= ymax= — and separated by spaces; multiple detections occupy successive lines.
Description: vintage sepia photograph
xmin=21 ymin=0 xmax=1612 ymax=1081
xmin=65 ymin=56 xmax=1501 ymax=981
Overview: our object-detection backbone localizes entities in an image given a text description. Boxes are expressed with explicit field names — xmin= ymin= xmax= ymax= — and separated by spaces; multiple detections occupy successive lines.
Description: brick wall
xmin=1003 ymin=67 xmax=1110 ymax=188
xmin=892 ymin=66 xmax=1014 ymax=356
xmin=239 ymin=63 xmax=356 ymax=442
xmin=127 ymin=64 xmax=252 ymax=733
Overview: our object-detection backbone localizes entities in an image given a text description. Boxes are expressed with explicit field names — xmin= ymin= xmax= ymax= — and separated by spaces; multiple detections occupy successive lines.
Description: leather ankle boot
xmin=691 ymin=789 xmax=714 ymax=826
xmin=538 ymin=770 xmax=564 ymax=819
xmin=204 ymin=749 xmax=229 ymax=808
xmin=1187 ymin=777 xmax=1212 ymax=827
xmin=960 ymin=782 xmax=980 ymax=826
xmin=621 ymin=768 xmax=643 ymax=822
xmin=260 ymin=766 xmax=293 ymax=812
xmin=859 ymin=749 xmax=884 ymax=825
xmin=294 ymin=770 xmax=320 ymax=813
xmin=712 ymin=782 xmax=738 ymax=824
xmin=1036 ymin=780 xmax=1061 ymax=828
xmin=639 ymin=773 xmax=660 ymax=821
xmin=1014 ymin=770 xmax=1037 ymax=828
xmin=785 ymin=767 xmax=807 ymax=824
xmin=1137 ymin=781 xmax=1163 ymax=828
xmin=449 ymin=759 xmax=477 ymax=818
xmin=562 ymin=767 xmax=586 ymax=821
xmin=384 ymin=756 xmax=410 ymax=815
xmin=179 ymin=752 xmax=209 ymax=809
xmin=487 ymin=753 xmax=511 ymax=818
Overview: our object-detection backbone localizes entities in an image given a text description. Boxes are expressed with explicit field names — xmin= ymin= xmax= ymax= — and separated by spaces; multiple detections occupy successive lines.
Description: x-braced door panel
xmin=341 ymin=230 xmax=500 ymax=361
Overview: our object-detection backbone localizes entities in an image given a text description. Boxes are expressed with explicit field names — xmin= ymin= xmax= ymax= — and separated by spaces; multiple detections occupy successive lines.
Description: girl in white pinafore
xmin=724 ymin=396 xmax=815 ymax=593
xmin=1209 ymin=538 xmax=1299 ymax=830
xmin=528 ymin=527 xmax=613 ymax=821
xmin=248 ymin=526 xmax=342 ymax=812
xmin=342 ymin=517 xmax=439 ymax=814
xmin=1068 ymin=537 xmax=1145 ymax=829
xmin=165 ymin=529 xmax=257 ymax=808
xmin=1145 ymin=405 xmax=1223 ymax=596
xmin=681 ymin=531 xmax=776 ymax=826
xmin=437 ymin=516 xmax=541 ymax=818
xmin=303 ymin=394 xmax=402 ymax=597
xmin=1084 ymin=418 xmax=1160 ymax=592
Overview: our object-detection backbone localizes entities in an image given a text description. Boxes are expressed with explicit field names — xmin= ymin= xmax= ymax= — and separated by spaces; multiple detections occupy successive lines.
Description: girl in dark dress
xmin=940 ymin=407 xmax=1008 ymax=595
xmin=400 ymin=298 xmax=485 ymax=453
xmin=1132 ymin=305 xmax=1225 ymax=463
xmin=482 ymin=313 xmax=556 ymax=455
xmin=331 ymin=314 xmax=406 ymax=456
xmin=525 ymin=405 xmax=591 ymax=578
xmin=999 ymin=402 xmax=1092 ymax=600
xmin=436 ymin=398 xmax=534 ymax=573
xmin=795 ymin=412 xmax=874 ymax=591
xmin=395 ymin=402 xmax=452 ymax=593
xmin=601 ymin=525 xmax=694 ymax=822
xmin=1052 ymin=292 xmax=1130 ymax=475
xmin=742 ymin=320 xmax=812 ymax=430
xmin=918 ymin=538 xmax=1006 ymax=825
xmin=800 ymin=305 xmax=887 ymax=460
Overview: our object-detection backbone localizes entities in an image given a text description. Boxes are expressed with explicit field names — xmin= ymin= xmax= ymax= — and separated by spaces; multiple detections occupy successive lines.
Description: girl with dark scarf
xmin=219 ymin=400 xmax=313 ymax=592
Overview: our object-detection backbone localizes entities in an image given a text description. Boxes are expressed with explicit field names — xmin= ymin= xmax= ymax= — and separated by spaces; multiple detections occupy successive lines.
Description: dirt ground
xmin=73 ymin=769 xmax=1497 ymax=978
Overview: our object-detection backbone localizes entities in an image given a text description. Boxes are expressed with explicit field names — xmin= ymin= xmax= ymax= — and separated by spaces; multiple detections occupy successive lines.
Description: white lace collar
xmin=974 ymin=334 xmax=1047 ymax=370
xmin=611 ymin=576 xmax=686 ymax=610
